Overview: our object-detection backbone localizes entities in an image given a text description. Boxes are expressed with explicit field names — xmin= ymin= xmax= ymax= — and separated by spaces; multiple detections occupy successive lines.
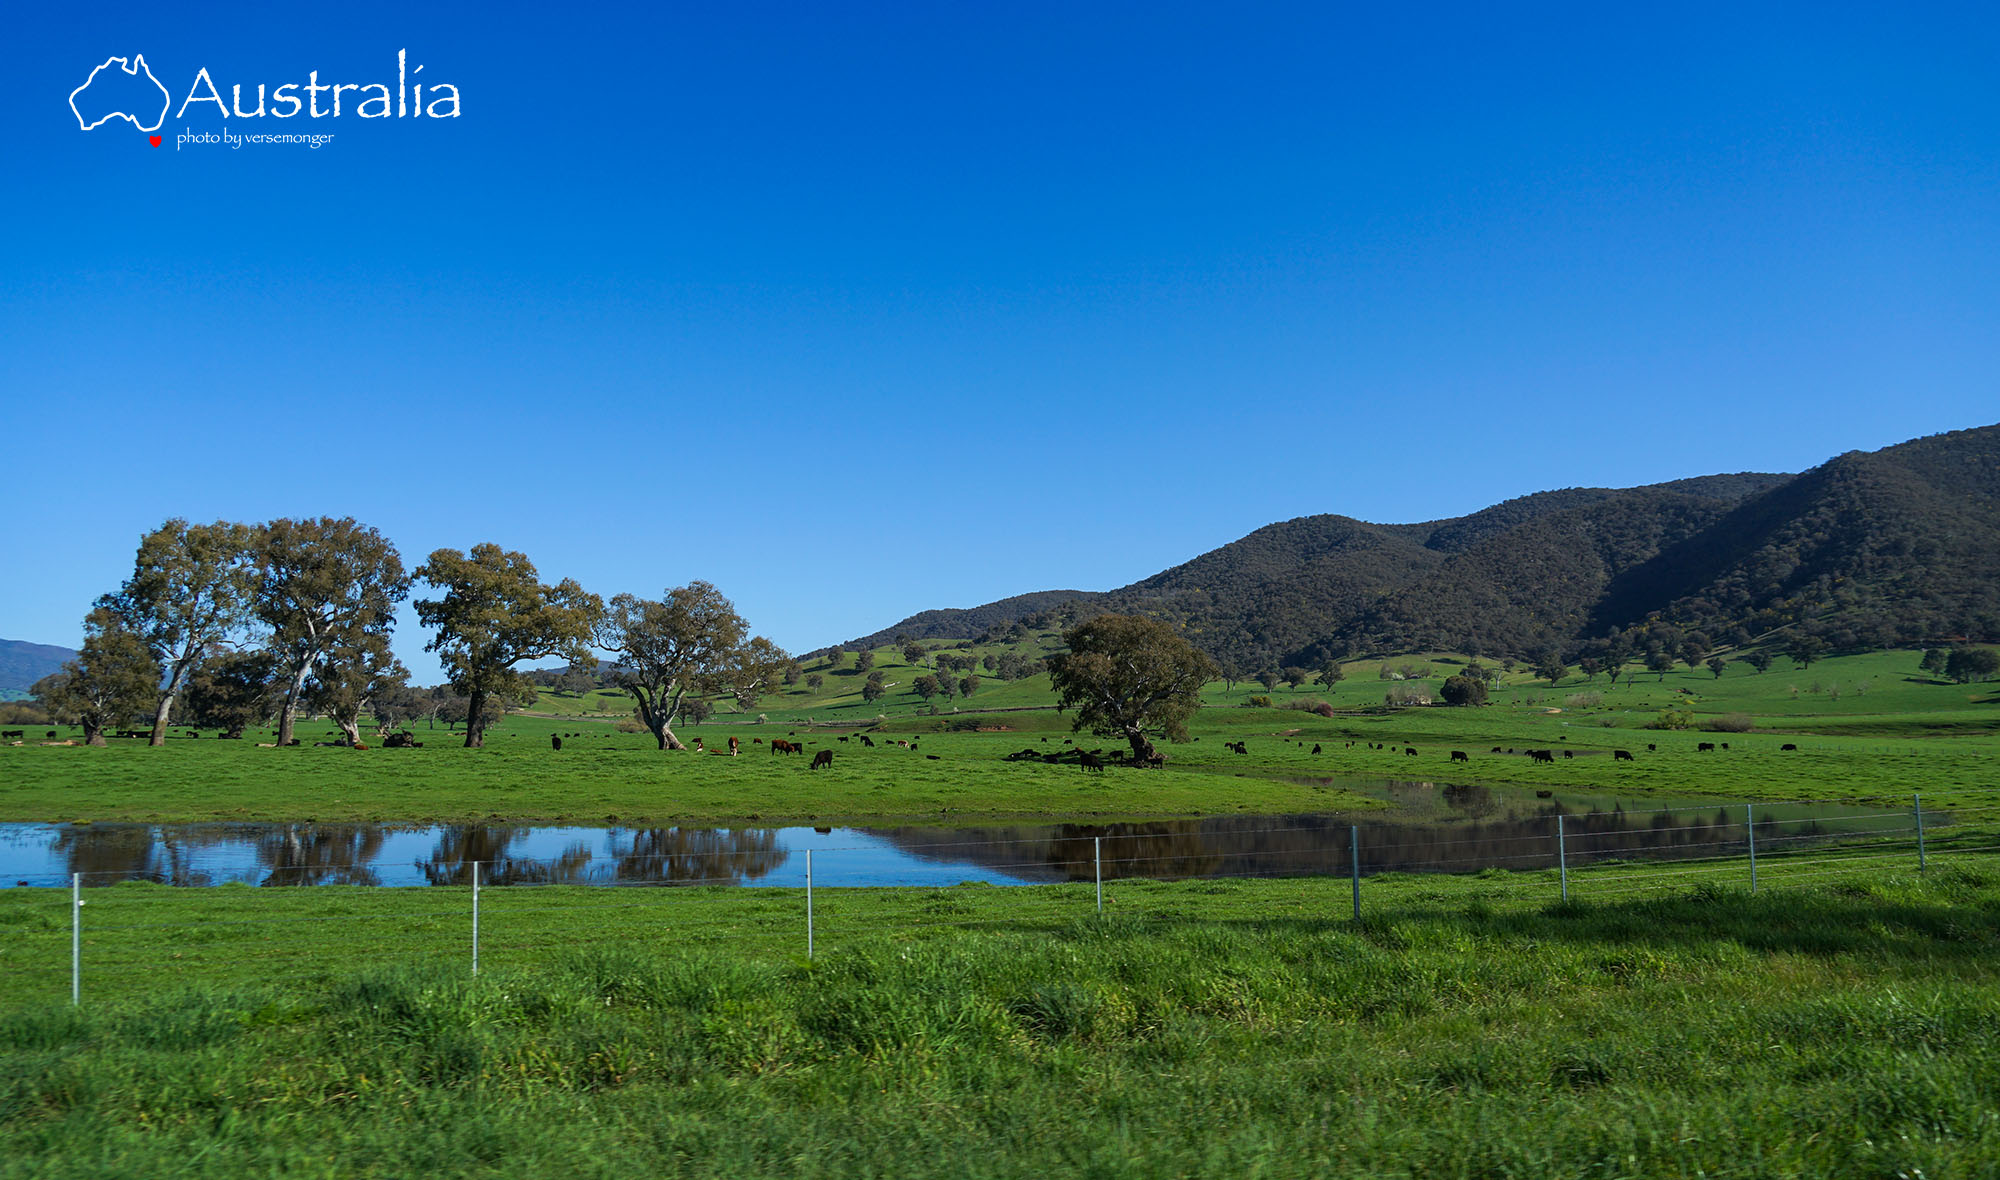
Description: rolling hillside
xmin=843 ymin=424 xmax=2000 ymax=667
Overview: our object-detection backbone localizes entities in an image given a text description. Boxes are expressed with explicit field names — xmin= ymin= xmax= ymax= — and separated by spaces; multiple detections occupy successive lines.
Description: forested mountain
xmin=842 ymin=425 xmax=1999 ymax=668
xmin=0 ymin=639 xmax=76 ymax=697
xmin=841 ymin=590 xmax=1104 ymax=650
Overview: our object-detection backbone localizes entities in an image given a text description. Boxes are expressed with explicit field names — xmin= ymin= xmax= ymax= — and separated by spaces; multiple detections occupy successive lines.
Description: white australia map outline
xmin=69 ymin=54 xmax=170 ymax=132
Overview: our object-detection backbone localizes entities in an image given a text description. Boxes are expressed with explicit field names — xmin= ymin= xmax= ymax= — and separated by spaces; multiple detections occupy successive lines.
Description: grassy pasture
xmin=4 ymin=649 xmax=1997 ymax=823
xmin=3 ymin=861 xmax=1999 ymax=1177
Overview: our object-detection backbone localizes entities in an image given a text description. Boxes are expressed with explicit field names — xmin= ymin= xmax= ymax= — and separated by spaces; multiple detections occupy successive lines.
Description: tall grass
xmin=4 ymin=866 xmax=1999 ymax=1178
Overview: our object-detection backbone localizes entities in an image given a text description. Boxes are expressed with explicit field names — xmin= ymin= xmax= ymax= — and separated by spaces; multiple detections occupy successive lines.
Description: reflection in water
xmin=868 ymin=794 xmax=1898 ymax=882
xmin=609 ymin=828 xmax=784 ymax=884
xmin=257 ymin=825 xmax=387 ymax=886
xmin=11 ymin=785 xmax=1922 ymax=889
xmin=415 ymin=826 xmax=788 ymax=886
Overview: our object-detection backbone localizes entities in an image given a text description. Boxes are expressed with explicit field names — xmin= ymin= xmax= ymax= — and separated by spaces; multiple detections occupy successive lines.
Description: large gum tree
xmin=415 ymin=544 xmax=602 ymax=748
xmin=595 ymin=581 xmax=786 ymax=750
xmin=1046 ymin=614 xmax=1217 ymax=765
xmin=99 ymin=519 xmax=259 ymax=746
xmin=256 ymin=517 xmax=410 ymax=748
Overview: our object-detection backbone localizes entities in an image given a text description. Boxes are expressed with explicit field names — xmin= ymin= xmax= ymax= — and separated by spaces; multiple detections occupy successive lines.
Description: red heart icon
xmin=149 ymin=135 xmax=162 ymax=147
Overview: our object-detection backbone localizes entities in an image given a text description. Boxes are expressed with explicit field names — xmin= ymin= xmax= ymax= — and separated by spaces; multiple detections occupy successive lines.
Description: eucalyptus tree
xmin=594 ymin=582 xmax=785 ymax=750
xmin=256 ymin=517 xmax=411 ymax=748
xmin=306 ymin=635 xmax=408 ymax=746
xmin=1047 ymin=614 xmax=1216 ymax=765
xmin=99 ymin=518 xmax=260 ymax=745
xmin=416 ymin=544 xmax=602 ymax=748
xmin=32 ymin=608 xmax=162 ymax=746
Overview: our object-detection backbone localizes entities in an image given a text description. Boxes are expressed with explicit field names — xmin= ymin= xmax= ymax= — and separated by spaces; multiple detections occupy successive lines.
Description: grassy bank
xmin=4 ymin=860 xmax=1999 ymax=1178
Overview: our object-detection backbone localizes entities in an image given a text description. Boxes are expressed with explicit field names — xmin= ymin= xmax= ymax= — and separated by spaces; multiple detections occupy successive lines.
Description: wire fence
xmin=3 ymin=794 xmax=1993 ymax=1010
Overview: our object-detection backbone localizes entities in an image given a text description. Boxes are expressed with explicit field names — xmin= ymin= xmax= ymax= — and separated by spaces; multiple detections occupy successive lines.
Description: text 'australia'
xmin=177 ymin=50 xmax=459 ymax=119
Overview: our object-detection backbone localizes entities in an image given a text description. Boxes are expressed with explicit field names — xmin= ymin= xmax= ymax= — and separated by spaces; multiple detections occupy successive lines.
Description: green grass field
xmin=3 ymin=857 xmax=1999 ymax=1178
xmin=3 ymin=644 xmax=1998 ymax=1176
xmin=6 ymin=649 xmax=1996 ymax=824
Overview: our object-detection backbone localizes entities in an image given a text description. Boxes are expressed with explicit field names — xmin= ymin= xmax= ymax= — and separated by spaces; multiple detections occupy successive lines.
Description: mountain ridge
xmin=841 ymin=424 xmax=2000 ymax=665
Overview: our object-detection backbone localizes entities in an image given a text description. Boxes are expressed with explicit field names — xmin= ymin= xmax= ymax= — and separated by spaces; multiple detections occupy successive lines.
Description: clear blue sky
xmin=5 ymin=1 xmax=1998 ymax=683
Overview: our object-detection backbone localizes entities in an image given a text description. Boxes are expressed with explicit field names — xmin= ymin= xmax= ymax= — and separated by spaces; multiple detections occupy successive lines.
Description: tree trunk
xmin=276 ymin=659 xmax=311 ymax=748
xmin=84 ymin=721 xmax=106 ymax=747
xmin=148 ymin=687 xmax=176 ymax=747
xmin=464 ymin=689 xmax=486 ymax=748
xmin=649 ymin=689 xmax=686 ymax=751
xmin=1125 ymin=727 xmax=1159 ymax=764
xmin=335 ymin=716 xmax=363 ymax=747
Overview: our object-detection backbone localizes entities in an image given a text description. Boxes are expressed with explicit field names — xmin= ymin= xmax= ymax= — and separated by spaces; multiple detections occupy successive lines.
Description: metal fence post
xmin=1557 ymin=813 xmax=1569 ymax=902
xmin=1746 ymin=804 xmax=1757 ymax=893
xmin=1094 ymin=836 xmax=1103 ymax=915
xmin=471 ymin=861 xmax=480 ymax=978
xmin=71 ymin=873 xmax=81 ymax=1006
xmin=1914 ymin=794 xmax=1926 ymax=872
xmin=1350 ymin=825 xmax=1361 ymax=920
xmin=805 ymin=849 xmax=814 ymax=960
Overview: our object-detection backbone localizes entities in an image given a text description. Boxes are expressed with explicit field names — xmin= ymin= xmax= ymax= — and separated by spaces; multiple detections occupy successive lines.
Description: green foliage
xmin=1701 ymin=713 xmax=1756 ymax=733
xmin=1242 ymin=695 xmax=1272 ymax=709
xmin=31 ymin=609 xmax=161 ymax=744
xmin=1946 ymin=647 xmax=1998 ymax=684
xmin=415 ymin=544 xmax=602 ymax=747
xmin=1646 ymin=707 xmax=1696 ymax=730
xmin=1047 ymin=615 xmax=1217 ymax=761
xmin=1439 ymin=674 xmax=1487 ymax=706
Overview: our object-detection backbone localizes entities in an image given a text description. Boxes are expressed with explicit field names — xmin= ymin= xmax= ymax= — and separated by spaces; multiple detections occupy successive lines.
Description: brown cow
xmin=728 ymin=736 xmax=740 ymax=755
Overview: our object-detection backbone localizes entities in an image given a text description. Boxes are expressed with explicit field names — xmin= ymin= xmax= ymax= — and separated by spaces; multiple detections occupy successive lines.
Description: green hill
xmin=842 ymin=424 xmax=1999 ymax=668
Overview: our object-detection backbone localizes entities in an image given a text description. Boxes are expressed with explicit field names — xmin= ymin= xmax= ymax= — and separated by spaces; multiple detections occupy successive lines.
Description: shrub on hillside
xmin=1565 ymin=692 xmax=1603 ymax=708
xmin=1280 ymin=697 xmax=1337 ymax=717
xmin=1242 ymin=695 xmax=1272 ymax=709
xmin=615 ymin=718 xmax=648 ymax=734
xmin=1701 ymin=713 xmax=1755 ymax=733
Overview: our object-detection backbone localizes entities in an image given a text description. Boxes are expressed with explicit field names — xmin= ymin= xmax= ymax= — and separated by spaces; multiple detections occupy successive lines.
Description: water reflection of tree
xmin=875 ymin=804 xmax=1869 ymax=882
xmin=418 ymin=827 xmax=595 ymax=886
xmin=255 ymin=824 xmax=388 ymax=886
xmin=608 ymin=828 xmax=785 ymax=884
xmin=1047 ymin=822 xmax=1225 ymax=882
xmin=51 ymin=825 xmax=220 ymax=886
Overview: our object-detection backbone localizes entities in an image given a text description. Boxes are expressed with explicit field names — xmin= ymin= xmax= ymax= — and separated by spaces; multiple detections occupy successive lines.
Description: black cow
xmin=1563 ymin=750 xmax=1574 ymax=759
xmin=551 ymin=734 xmax=562 ymax=751
xmin=860 ymin=736 xmax=875 ymax=747
xmin=1780 ymin=743 xmax=1798 ymax=751
xmin=1613 ymin=749 xmax=1634 ymax=761
xmin=1311 ymin=744 xmax=1322 ymax=754
xmin=810 ymin=749 xmax=833 ymax=770
xmin=1404 ymin=747 xmax=1417 ymax=756
xmin=1529 ymin=749 xmax=1555 ymax=764
xmin=1078 ymin=751 xmax=1104 ymax=772
xmin=1698 ymin=742 xmax=1715 ymax=752
xmin=1450 ymin=750 xmax=1468 ymax=762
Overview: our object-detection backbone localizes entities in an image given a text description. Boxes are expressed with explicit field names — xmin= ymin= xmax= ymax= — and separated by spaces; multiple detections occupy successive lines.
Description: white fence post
xmin=71 ymin=873 xmax=81 ymax=1006
xmin=1094 ymin=836 xmax=1102 ymax=915
xmin=805 ymin=849 xmax=814 ymax=961
xmin=1350 ymin=825 xmax=1361 ymax=920
xmin=1746 ymin=804 xmax=1758 ymax=893
xmin=471 ymin=861 xmax=480 ymax=978
xmin=1557 ymin=813 xmax=1569 ymax=902
xmin=1914 ymin=794 xmax=1926 ymax=872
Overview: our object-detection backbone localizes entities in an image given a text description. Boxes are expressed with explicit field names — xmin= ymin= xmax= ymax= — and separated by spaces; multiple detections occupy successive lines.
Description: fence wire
xmin=4 ymin=794 xmax=1992 ymax=1010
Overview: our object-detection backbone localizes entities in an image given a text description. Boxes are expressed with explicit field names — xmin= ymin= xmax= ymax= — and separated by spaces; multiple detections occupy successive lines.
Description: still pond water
xmin=0 ymin=777 xmax=1922 ymax=888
